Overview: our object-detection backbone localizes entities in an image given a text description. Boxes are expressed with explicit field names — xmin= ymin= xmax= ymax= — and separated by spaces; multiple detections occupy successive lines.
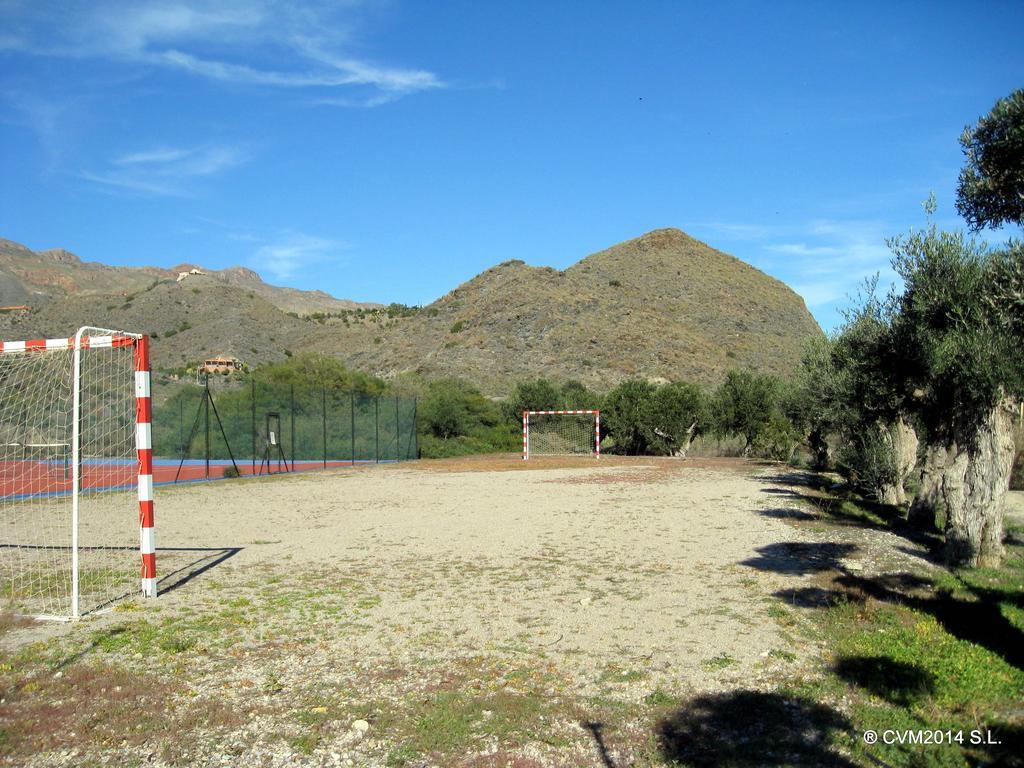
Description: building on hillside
xmin=199 ymin=356 xmax=243 ymax=375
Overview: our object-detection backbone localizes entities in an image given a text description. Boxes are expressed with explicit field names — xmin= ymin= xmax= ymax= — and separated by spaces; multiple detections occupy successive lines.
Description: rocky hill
xmin=0 ymin=229 xmax=821 ymax=394
xmin=0 ymin=238 xmax=376 ymax=316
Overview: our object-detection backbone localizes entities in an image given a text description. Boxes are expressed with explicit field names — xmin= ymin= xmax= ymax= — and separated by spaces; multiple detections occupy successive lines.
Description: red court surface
xmin=0 ymin=459 xmax=367 ymax=499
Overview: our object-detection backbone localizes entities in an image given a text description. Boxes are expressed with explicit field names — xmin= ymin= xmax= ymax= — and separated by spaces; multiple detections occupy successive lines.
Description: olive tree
xmin=830 ymin=293 xmax=919 ymax=506
xmin=956 ymin=88 xmax=1024 ymax=231
xmin=712 ymin=370 xmax=781 ymax=456
xmin=642 ymin=381 xmax=708 ymax=457
xmin=886 ymin=221 xmax=1023 ymax=566
xmin=602 ymin=379 xmax=656 ymax=454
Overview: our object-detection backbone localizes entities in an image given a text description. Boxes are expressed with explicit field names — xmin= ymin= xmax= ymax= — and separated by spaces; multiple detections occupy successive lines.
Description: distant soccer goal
xmin=522 ymin=410 xmax=600 ymax=460
xmin=0 ymin=327 xmax=156 ymax=620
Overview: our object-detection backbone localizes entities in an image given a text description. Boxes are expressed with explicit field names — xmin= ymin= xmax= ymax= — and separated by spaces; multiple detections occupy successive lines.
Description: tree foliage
xmin=503 ymin=378 xmax=601 ymax=422
xmin=956 ymin=88 xmax=1024 ymax=231
xmin=419 ymin=379 xmax=479 ymax=439
xmin=887 ymin=223 xmax=1024 ymax=442
xmin=602 ymin=379 xmax=657 ymax=454
xmin=643 ymin=382 xmax=708 ymax=456
xmin=503 ymin=378 xmax=564 ymax=422
xmin=712 ymin=370 xmax=782 ymax=454
xmin=251 ymin=352 xmax=385 ymax=395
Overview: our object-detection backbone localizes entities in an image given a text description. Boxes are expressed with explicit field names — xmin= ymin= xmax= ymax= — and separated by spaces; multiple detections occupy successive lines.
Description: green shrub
xmin=837 ymin=427 xmax=900 ymax=501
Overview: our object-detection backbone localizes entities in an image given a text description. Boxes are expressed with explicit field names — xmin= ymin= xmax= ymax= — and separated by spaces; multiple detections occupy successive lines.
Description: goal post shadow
xmin=154 ymin=546 xmax=242 ymax=596
xmin=0 ymin=544 xmax=241 ymax=618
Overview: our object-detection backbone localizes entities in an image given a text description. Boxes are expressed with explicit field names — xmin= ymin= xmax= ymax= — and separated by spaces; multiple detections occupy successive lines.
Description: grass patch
xmin=760 ymin=474 xmax=1024 ymax=767
xmin=700 ymin=653 xmax=736 ymax=672
xmin=598 ymin=664 xmax=649 ymax=684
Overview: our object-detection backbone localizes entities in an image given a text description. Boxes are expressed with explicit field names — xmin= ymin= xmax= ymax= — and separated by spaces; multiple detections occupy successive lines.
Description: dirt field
xmin=0 ymin=456 xmax=934 ymax=766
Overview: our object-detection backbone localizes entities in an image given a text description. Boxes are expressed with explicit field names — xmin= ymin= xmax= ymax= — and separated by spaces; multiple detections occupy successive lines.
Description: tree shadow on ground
xmin=759 ymin=470 xmax=945 ymax=558
xmin=741 ymin=541 xmax=858 ymax=575
xmin=833 ymin=656 xmax=936 ymax=707
xmin=656 ymin=690 xmax=857 ymax=767
xmin=744 ymin=538 xmax=1024 ymax=672
xmin=759 ymin=505 xmax=820 ymax=522
xmin=754 ymin=471 xmax=1024 ymax=670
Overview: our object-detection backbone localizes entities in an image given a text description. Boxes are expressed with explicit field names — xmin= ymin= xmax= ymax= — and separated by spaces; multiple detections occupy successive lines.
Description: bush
xmin=752 ymin=414 xmax=801 ymax=462
xmin=415 ymin=378 xmax=517 ymax=456
xmin=836 ymin=427 xmax=900 ymax=501
xmin=222 ymin=465 xmax=241 ymax=479
xmin=419 ymin=380 xmax=476 ymax=439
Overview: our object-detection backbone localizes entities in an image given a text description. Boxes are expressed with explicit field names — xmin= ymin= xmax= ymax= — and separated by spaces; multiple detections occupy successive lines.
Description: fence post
xmin=375 ymin=397 xmax=379 ymax=463
xmin=394 ymin=396 xmax=400 ymax=461
xmin=350 ymin=392 xmax=356 ymax=466
xmin=322 ymin=385 xmax=327 ymax=470
xmin=204 ymin=378 xmax=210 ymax=479
xmin=251 ymin=380 xmax=256 ymax=475
xmin=290 ymin=384 xmax=296 ymax=472
xmin=413 ymin=396 xmax=418 ymax=459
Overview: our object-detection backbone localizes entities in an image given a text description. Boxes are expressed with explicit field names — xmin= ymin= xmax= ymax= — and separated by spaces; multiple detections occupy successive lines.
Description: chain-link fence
xmin=151 ymin=377 xmax=417 ymax=482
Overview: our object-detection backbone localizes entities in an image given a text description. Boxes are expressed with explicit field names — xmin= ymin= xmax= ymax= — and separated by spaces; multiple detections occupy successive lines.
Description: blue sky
xmin=1 ymin=1 xmax=1021 ymax=331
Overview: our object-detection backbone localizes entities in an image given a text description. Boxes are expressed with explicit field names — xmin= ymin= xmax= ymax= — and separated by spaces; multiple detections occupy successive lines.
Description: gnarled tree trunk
xmin=877 ymin=416 xmax=918 ymax=506
xmin=908 ymin=444 xmax=946 ymax=530
xmin=808 ymin=427 xmax=831 ymax=470
xmin=940 ymin=398 xmax=1016 ymax=568
xmin=675 ymin=421 xmax=698 ymax=458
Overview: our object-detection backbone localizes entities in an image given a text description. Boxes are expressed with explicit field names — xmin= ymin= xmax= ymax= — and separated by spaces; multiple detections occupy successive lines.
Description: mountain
xmin=303 ymin=228 xmax=821 ymax=393
xmin=0 ymin=238 xmax=378 ymax=316
xmin=0 ymin=229 xmax=821 ymax=394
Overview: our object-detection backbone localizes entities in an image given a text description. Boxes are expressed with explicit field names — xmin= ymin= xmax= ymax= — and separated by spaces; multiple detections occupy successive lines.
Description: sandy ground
xmin=1 ymin=456 xmax=941 ymax=766
xmin=149 ymin=458 xmax=819 ymax=688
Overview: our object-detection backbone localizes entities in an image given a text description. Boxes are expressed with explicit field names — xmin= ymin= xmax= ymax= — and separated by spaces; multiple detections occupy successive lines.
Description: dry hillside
xmin=0 ymin=229 xmax=821 ymax=394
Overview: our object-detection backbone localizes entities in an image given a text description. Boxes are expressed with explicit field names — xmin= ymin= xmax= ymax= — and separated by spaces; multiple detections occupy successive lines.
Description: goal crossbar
xmin=0 ymin=327 xmax=156 ymax=619
xmin=522 ymin=410 xmax=600 ymax=460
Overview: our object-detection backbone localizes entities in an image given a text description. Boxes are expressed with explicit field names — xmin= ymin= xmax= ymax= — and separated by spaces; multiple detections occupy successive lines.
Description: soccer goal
xmin=0 ymin=327 xmax=156 ymax=620
xmin=522 ymin=410 xmax=600 ymax=460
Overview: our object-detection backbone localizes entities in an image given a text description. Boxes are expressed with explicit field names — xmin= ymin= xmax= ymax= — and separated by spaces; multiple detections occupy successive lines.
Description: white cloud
xmin=82 ymin=143 xmax=249 ymax=195
xmin=1 ymin=1 xmax=444 ymax=104
xmin=250 ymin=233 xmax=343 ymax=281
xmin=691 ymin=217 xmax=899 ymax=322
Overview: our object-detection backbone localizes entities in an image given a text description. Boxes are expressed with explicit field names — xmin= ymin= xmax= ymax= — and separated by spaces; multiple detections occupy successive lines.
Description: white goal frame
xmin=0 ymin=326 xmax=156 ymax=620
xmin=522 ymin=410 xmax=600 ymax=460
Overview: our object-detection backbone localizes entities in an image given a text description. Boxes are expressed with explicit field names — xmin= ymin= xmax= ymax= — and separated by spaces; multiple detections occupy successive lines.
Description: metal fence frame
xmin=153 ymin=377 xmax=417 ymax=481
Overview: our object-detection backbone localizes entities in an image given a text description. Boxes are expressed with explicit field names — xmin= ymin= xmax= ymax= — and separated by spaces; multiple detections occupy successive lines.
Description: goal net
xmin=0 ymin=328 xmax=156 ymax=620
xmin=522 ymin=410 xmax=600 ymax=459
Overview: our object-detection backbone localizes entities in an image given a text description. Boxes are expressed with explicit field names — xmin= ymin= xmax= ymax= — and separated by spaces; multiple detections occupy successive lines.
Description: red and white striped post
xmin=134 ymin=335 xmax=157 ymax=598
xmin=595 ymin=410 xmax=601 ymax=458
xmin=522 ymin=411 xmax=529 ymax=461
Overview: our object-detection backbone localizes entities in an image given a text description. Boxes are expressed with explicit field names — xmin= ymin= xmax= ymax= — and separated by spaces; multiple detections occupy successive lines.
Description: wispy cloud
xmin=689 ymin=217 xmax=899 ymax=329
xmin=250 ymin=232 xmax=344 ymax=281
xmin=82 ymin=143 xmax=249 ymax=195
xmin=1 ymin=1 xmax=444 ymax=105
xmin=773 ymin=222 xmax=896 ymax=309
